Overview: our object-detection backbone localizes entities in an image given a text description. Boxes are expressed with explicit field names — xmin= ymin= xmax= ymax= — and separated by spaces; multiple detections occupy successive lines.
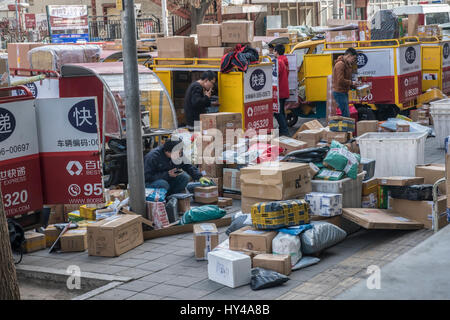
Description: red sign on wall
xmin=25 ymin=13 xmax=36 ymax=29
xmin=398 ymin=71 xmax=422 ymax=103
xmin=244 ymin=99 xmax=273 ymax=132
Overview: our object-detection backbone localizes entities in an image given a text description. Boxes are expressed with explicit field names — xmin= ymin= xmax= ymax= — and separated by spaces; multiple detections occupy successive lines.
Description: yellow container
xmin=80 ymin=205 xmax=97 ymax=220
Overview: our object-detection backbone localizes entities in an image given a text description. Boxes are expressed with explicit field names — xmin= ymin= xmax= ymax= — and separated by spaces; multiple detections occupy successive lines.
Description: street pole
xmin=161 ymin=0 xmax=169 ymax=37
xmin=15 ymin=1 xmax=19 ymax=41
xmin=121 ymin=0 xmax=146 ymax=216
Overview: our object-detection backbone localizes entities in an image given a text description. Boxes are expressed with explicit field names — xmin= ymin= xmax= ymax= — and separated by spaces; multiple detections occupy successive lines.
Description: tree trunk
xmin=0 ymin=187 xmax=21 ymax=300
xmin=190 ymin=0 xmax=213 ymax=34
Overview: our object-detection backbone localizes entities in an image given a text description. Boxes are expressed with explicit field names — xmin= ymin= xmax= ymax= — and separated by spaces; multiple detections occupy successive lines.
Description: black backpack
xmin=7 ymin=219 xmax=25 ymax=264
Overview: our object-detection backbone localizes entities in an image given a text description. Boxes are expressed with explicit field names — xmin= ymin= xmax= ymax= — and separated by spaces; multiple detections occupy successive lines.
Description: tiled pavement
xmin=19 ymin=131 xmax=442 ymax=300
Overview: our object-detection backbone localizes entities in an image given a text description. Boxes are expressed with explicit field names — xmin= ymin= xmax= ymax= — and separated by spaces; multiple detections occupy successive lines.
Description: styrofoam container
xmin=430 ymin=99 xmax=450 ymax=148
xmin=311 ymin=171 xmax=365 ymax=208
xmin=207 ymin=249 xmax=251 ymax=288
xmin=356 ymin=132 xmax=427 ymax=178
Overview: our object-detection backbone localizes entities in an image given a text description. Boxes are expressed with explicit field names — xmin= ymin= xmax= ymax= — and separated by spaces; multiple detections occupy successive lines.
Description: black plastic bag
xmin=250 ymin=267 xmax=289 ymax=290
xmin=389 ymin=184 xmax=433 ymax=201
xmin=165 ymin=197 xmax=178 ymax=223
xmin=226 ymin=214 xmax=251 ymax=236
xmin=281 ymin=146 xmax=330 ymax=163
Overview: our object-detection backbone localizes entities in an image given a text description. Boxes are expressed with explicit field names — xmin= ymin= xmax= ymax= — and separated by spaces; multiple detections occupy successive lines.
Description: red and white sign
xmin=244 ymin=99 xmax=273 ymax=131
xmin=47 ymin=5 xmax=88 ymax=31
xmin=243 ymin=65 xmax=273 ymax=104
xmin=398 ymin=71 xmax=422 ymax=102
xmin=272 ymin=59 xmax=279 ymax=113
xmin=442 ymin=41 xmax=450 ymax=94
xmin=25 ymin=13 xmax=36 ymax=29
xmin=0 ymin=100 xmax=43 ymax=218
xmin=35 ymin=97 xmax=103 ymax=205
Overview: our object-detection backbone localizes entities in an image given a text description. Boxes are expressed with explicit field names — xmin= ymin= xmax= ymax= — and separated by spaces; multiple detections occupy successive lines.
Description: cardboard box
xmin=299 ymin=120 xmax=324 ymax=132
xmin=229 ymin=226 xmax=277 ymax=254
xmin=211 ymin=177 xmax=223 ymax=196
xmin=362 ymin=177 xmax=379 ymax=196
xmin=240 ymin=162 xmax=312 ymax=200
xmin=273 ymin=136 xmax=308 ymax=155
xmin=415 ymin=164 xmax=446 ymax=194
xmin=177 ymin=197 xmax=191 ymax=214
xmin=23 ymin=231 xmax=45 ymax=253
xmin=362 ymin=192 xmax=378 ymax=208
xmin=201 ymin=158 xmax=223 ymax=177
xmin=194 ymin=223 xmax=219 ymax=260
xmin=396 ymin=123 xmax=410 ymax=132
xmin=156 ymin=36 xmax=196 ymax=62
xmin=266 ymin=28 xmax=288 ymax=37
xmin=326 ymin=131 xmax=349 ymax=144
xmin=7 ymin=42 xmax=48 ymax=74
xmin=207 ymin=249 xmax=252 ymax=288
xmin=409 ymin=109 xmax=419 ymax=122
xmin=222 ymin=20 xmax=254 ymax=43
xmin=304 ymin=192 xmax=342 ymax=217
xmin=223 ymin=191 xmax=241 ymax=200
xmin=357 ymin=120 xmax=378 ymax=137
xmin=241 ymin=196 xmax=267 ymax=214
xmin=223 ymin=168 xmax=241 ymax=192
xmin=47 ymin=204 xmax=66 ymax=224
xmin=218 ymin=197 xmax=233 ymax=208
xmin=194 ymin=186 xmax=219 ymax=204
xmin=326 ymin=30 xmax=359 ymax=43
xmin=208 ymin=47 xmax=233 ymax=58
xmin=87 ymin=215 xmax=144 ymax=257
xmin=418 ymin=24 xmax=441 ymax=37
xmin=253 ymin=254 xmax=291 ymax=276
xmin=44 ymin=225 xmax=62 ymax=248
xmin=408 ymin=14 xmax=423 ymax=37
xmin=197 ymin=24 xmax=222 ymax=47
xmin=294 ymin=130 xmax=323 ymax=148
xmin=200 ymin=112 xmax=242 ymax=133
xmin=250 ymin=40 xmax=263 ymax=55
xmin=378 ymin=176 xmax=425 ymax=187
xmin=342 ymin=208 xmax=423 ymax=230
xmin=60 ymin=228 xmax=88 ymax=252
xmin=391 ymin=197 xmax=448 ymax=230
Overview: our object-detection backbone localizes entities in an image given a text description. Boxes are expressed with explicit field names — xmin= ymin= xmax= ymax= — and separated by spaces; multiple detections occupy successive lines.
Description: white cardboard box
xmin=304 ymin=192 xmax=343 ymax=217
xmin=207 ymin=249 xmax=252 ymax=288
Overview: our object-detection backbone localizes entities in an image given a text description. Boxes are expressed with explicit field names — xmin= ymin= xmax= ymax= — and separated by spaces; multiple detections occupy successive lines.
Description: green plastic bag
xmin=180 ymin=205 xmax=226 ymax=225
xmin=323 ymin=141 xmax=361 ymax=179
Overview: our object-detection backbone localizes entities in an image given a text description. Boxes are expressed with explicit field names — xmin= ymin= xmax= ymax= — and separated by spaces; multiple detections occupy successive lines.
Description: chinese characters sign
xmin=243 ymin=65 xmax=273 ymax=104
xmin=46 ymin=5 xmax=89 ymax=43
xmin=0 ymin=101 xmax=43 ymax=218
xmin=35 ymin=97 xmax=103 ymax=204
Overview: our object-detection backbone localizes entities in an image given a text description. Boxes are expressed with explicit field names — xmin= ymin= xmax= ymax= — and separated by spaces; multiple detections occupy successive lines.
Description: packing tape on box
xmin=204 ymin=234 xmax=211 ymax=260
xmin=195 ymin=191 xmax=219 ymax=198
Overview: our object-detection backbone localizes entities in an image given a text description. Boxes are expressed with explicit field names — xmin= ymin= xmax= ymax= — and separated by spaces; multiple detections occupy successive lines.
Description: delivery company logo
xmin=356 ymin=53 xmax=368 ymax=69
xmin=444 ymin=43 xmax=450 ymax=60
xmin=68 ymin=99 xmax=97 ymax=134
xmin=249 ymin=69 xmax=266 ymax=91
xmin=66 ymin=161 xmax=83 ymax=176
xmin=15 ymin=83 xmax=38 ymax=98
xmin=405 ymin=47 xmax=416 ymax=64
xmin=0 ymin=107 xmax=16 ymax=143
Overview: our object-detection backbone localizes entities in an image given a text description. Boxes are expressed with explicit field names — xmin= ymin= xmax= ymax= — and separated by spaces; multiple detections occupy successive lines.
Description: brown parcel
xmin=415 ymin=164 xmax=446 ymax=194
xmin=396 ymin=123 xmax=410 ymax=132
xmin=44 ymin=225 xmax=62 ymax=248
xmin=211 ymin=177 xmax=223 ymax=196
xmin=377 ymin=176 xmax=425 ymax=186
xmin=298 ymin=120 xmax=324 ymax=132
xmin=362 ymin=177 xmax=378 ymax=196
xmin=223 ymin=168 xmax=241 ymax=192
xmin=193 ymin=223 xmax=219 ymax=260
xmin=342 ymin=208 xmax=423 ymax=230
xmin=197 ymin=24 xmax=222 ymax=47
xmin=200 ymin=157 xmax=223 ymax=177
xmin=218 ymin=197 xmax=233 ymax=208
xmin=408 ymin=14 xmax=421 ymax=36
xmin=357 ymin=120 xmax=378 ymax=137
xmin=391 ymin=196 xmax=448 ymax=230
xmin=229 ymin=226 xmax=277 ymax=254
xmin=326 ymin=131 xmax=349 ymax=144
xmin=23 ymin=231 xmax=46 ymax=253
xmin=273 ymin=136 xmax=307 ymax=155
xmin=240 ymin=162 xmax=312 ymax=200
xmin=253 ymin=254 xmax=291 ymax=276
xmin=7 ymin=42 xmax=49 ymax=74
xmin=194 ymin=186 xmax=219 ymax=204
xmin=60 ymin=229 xmax=88 ymax=252
xmin=87 ymin=215 xmax=144 ymax=257
xmin=200 ymin=112 xmax=242 ymax=132
xmin=156 ymin=37 xmax=196 ymax=64
xmin=222 ymin=20 xmax=254 ymax=43
xmin=294 ymin=130 xmax=323 ymax=147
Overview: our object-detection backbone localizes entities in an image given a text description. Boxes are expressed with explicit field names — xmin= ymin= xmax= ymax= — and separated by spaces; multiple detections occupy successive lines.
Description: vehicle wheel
xmin=286 ymin=112 xmax=298 ymax=127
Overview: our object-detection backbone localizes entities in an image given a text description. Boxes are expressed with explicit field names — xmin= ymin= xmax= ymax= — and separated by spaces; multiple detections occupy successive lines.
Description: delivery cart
xmin=152 ymin=57 xmax=275 ymax=132
xmin=59 ymin=62 xmax=177 ymax=187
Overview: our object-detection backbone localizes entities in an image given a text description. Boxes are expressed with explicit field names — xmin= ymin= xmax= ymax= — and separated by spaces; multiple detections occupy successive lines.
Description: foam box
xmin=207 ymin=249 xmax=252 ymax=288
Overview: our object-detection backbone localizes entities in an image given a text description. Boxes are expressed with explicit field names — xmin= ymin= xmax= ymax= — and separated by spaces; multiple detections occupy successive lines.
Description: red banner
xmin=244 ymin=99 xmax=273 ymax=132
xmin=25 ymin=13 xmax=36 ymax=29
xmin=357 ymin=76 xmax=396 ymax=104
xmin=398 ymin=71 xmax=422 ymax=103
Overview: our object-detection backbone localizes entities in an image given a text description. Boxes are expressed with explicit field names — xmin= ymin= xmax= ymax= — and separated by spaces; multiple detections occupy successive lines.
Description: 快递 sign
xmin=0 ymin=100 xmax=43 ymax=218
xmin=35 ymin=97 xmax=104 ymax=205
xmin=46 ymin=5 xmax=89 ymax=43
xmin=243 ymin=65 xmax=273 ymax=104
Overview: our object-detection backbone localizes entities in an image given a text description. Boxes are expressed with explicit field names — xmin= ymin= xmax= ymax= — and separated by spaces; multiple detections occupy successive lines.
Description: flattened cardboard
xmin=342 ymin=208 xmax=423 ymax=230
xmin=229 ymin=226 xmax=277 ymax=254
xmin=377 ymin=176 xmax=425 ymax=187
xmin=253 ymin=254 xmax=291 ymax=275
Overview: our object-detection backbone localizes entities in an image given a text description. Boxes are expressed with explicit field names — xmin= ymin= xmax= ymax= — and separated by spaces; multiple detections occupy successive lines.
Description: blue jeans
xmin=274 ymin=98 xmax=290 ymax=136
xmin=333 ymin=91 xmax=350 ymax=117
xmin=146 ymin=172 xmax=190 ymax=195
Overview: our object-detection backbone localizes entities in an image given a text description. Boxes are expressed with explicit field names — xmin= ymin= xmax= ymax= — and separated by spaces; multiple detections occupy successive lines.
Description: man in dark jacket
xmin=144 ymin=138 xmax=203 ymax=195
xmin=332 ymin=47 xmax=358 ymax=117
xmin=183 ymin=71 xmax=217 ymax=129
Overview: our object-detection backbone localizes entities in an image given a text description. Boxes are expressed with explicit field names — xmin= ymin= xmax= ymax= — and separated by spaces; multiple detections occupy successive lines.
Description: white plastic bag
xmin=272 ymin=232 xmax=302 ymax=267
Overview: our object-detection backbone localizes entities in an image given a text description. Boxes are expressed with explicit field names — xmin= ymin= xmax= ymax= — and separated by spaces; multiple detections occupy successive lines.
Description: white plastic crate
xmin=356 ymin=132 xmax=427 ymax=178
xmin=310 ymin=171 xmax=365 ymax=208
xmin=430 ymin=99 xmax=450 ymax=148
